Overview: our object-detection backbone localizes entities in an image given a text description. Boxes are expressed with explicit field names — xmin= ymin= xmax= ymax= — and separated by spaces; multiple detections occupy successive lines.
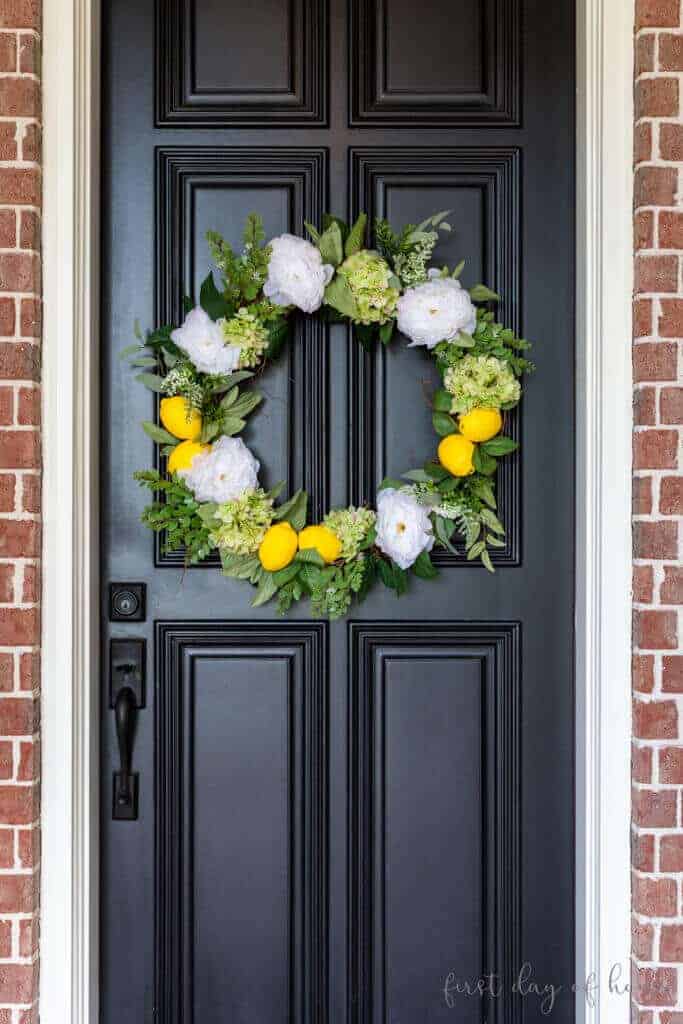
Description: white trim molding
xmin=39 ymin=0 xmax=633 ymax=1021
xmin=576 ymin=0 xmax=633 ymax=1023
xmin=41 ymin=0 xmax=101 ymax=1020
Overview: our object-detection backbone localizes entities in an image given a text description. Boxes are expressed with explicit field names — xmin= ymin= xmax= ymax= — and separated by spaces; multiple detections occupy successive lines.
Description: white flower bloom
xmin=375 ymin=488 xmax=434 ymax=570
xmin=396 ymin=273 xmax=477 ymax=349
xmin=171 ymin=305 xmax=241 ymax=376
xmin=263 ymin=234 xmax=334 ymax=313
xmin=181 ymin=436 xmax=260 ymax=504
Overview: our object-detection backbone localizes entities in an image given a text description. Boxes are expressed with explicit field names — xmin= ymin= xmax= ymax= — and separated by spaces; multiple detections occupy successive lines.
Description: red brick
xmin=635 ymin=387 xmax=657 ymax=425
xmin=636 ymin=122 xmax=653 ymax=164
xmin=634 ymin=564 xmax=654 ymax=602
xmin=633 ymin=787 xmax=678 ymax=827
xmin=636 ymin=210 xmax=655 ymax=250
xmin=636 ymin=255 xmax=679 ymax=294
xmin=0 ymin=298 xmax=15 ymax=338
xmin=18 ymin=917 xmax=34 ymax=958
xmin=18 ymin=740 xmax=33 ymax=782
xmin=634 ymin=654 xmax=655 ymax=693
xmin=21 ymin=122 xmax=39 ymax=164
xmin=637 ymin=0 xmax=680 ymax=27
xmin=0 ymin=962 xmax=34 ymax=1003
xmin=0 ymin=608 xmax=39 ymax=646
xmin=0 ymin=787 xmax=34 ymax=827
xmin=635 ymin=343 xmax=678 ymax=381
xmin=661 ymin=386 xmax=683 ymax=423
xmin=19 ymin=210 xmax=38 ymax=251
xmin=663 ymin=655 xmax=683 ymax=692
xmin=20 ymin=474 xmax=39 ymax=514
xmin=661 ymin=834 xmax=683 ymax=871
xmin=0 ymin=122 xmax=16 ymax=162
xmin=661 ymin=476 xmax=683 ymax=514
xmin=17 ymin=827 xmax=36 ymax=869
xmin=660 ymin=299 xmax=683 ymax=336
xmin=637 ymin=78 xmax=679 ymax=118
xmin=0 ymin=565 xmax=14 ymax=604
xmin=18 ymin=32 xmax=37 ymax=74
xmin=634 ymin=609 xmax=679 ymax=650
xmin=661 ymin=122 xmax=683 ymax=162
xmin=0 ymin=77 xmax=39 ymax=119
xmin=0 ymin=33 xmax=16 ymax=72
xmin=0 ymin=698 xmax=36 ymax=736
xmin=0 ymin=743 xmax=13 ymax=782
xmin=0 ymin=831 xmax=12 ymax=870
xmin=660 ymin=212 xmax=683 ymax=250
xmin=633 ymin=520 xmax=678 ymax=558
xmin=662 ymin=565 xmax=683 ymax=603
xmin=633 ymin=917 xmax=655 ymax=960
xmin=0 ymin=209 xmax=16 ymax=249
xmin=633 ymin=831 xmax=656 ymax=871
xmin=633 ymin=430 xmax=679 ymax=469
xmin=0 ymin=431 xmax=39 ymax=470
xmin=0 ymin=385 xmax=13 ymax=426
xmin=634 ymin=476 xmax=653 ymax=515
xmin=18 ymin=1011 xmax=34 ymax=1024
xmin=635 ymin=299 xmax=653 ymax=338
xmin=660 ymin=33 xmax=683 ymax=70
xmin=0 ymin=654 xmax=12 ymax=693
xmin=633 ymin=966 xmax=678 ymax=1005
xmin=637 ymin=33 xmax=656 ymax=74
xmin=635 ymin=166 xmax=678 ymax=208
xmin=660 ymin=746 xmax=683 ymax=783
xmin=634 ymin=699 xmax=678 ymax=739
xmin=21 ymin=564 xmax=38 ymax=604
xmin=19 ymin=652 xmax=38 ymax=692
xmin=633 ymin=874 xmax=678 ymax=916
xmin=20 ymin=297 xmax=40 ymax=338
xmin=0 ymin=342 xmax=39 ymax=381
xmin=0 ymin=251 xmax=39 ymax=292
xmin=0 ymin=1 xmax=41 ymax=29
xmin=633 ymin=743 xmax=654 ymax=782
xmin=16 ymin=386 xmax=38 ymax=427
xmin=661 ymin=924 xmax=683 ymax=962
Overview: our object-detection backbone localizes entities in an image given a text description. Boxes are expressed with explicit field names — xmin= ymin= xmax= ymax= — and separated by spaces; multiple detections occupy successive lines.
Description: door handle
xmin=113 ymin=685 xmax=138 ymax=818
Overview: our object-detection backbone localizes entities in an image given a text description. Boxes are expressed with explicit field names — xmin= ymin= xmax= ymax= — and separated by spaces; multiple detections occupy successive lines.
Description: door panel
xmin=101 ymin=0 xmax=575 ymax=1019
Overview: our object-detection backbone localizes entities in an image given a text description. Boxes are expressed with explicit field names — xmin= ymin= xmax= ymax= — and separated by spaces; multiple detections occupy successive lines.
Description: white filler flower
xmin=375 ymin=488 xmax=434 ymax=570
xmin=181 ymin=436 xmax=260 ymax=504
xmin=171 ymin=305 xmax=241 ymax=376
xmin=396 ymin=272 xmax=477 ymax=349
xmin=263 ymin=234 xmax=334 ymax=313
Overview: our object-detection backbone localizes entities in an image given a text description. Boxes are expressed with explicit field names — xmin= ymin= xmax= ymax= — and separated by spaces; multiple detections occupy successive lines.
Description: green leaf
xmin=266 ymin=319 xmax=290 ymax=361
xmin=220 ymin=386 xmax=239 ymax=409
xmin=274 ymin=489 xmax=308 ymax=531
xmin=432 ymin=388 xmax=453 ymax=412
xmin=224 ymin=370 xmax=254 ymax=388
xmin=324 ymin=275 xmax=359 ymax=319
xmin=318 ymin=222 xmax=344 ymax=267
xmin=471 ymin=478 xmax=497 ymax=509
xmin=129 ymin=356 xmax=159 ymax=368
xmin=469 ymin=284 xmax=501 ymax=302
xmin=486 ymin=534 xmax=506 ymax=549
xmin=200 ymin=420 xmax=223 ymax=443
xmin=251 ymin=572 xmax=278 ymax=608
xmin=199 ymin=271 xmax=230 ymax=320
xmin=221 ymin=552 xmax=261 ymax=581
xmin=379 ymin=320 xmax=394 ymax=346
xmin=183 ymin=295 xmax=194 ymax=314
xmin=142 ymin=421 xmax=178 ymax=445
xmin=267 ymin=481 xmax=286 ymax=501
xmin=481 ymin=549 xmax=495 ymax=573
xmin=120 ymin=342 xmax=143 ymax=360
xmin=467 ymin=540 xmax=486 ymax=561
xmin=135 ymin=372 xmax=165 ymax=393
xmin=412 ymin=550 xmax=438 ymax=580
xmin=220 ymin=416 xmax=247 ymax=436
xmin=402 ymin=468 xmax=432 ymax=483
xmin=472 ymin=447 xmax=498 ymax=476
xmin=304 ymin=220 xmax=321 ymax=244
xmin=424 ymin=462 xmax=450 ymax=482
xmin=434 ymin=515 xmax=458 ymax=555
xmin=295 ymin=548 xmax=325 ymax=567
xmin=378 ymin=477 xmax=404 ymax=491
xmin=481 ymin=436 xmax=518 ymax=456
xmin=196 ymin=502 xmax=219 ymax=525
xmin=271 ymin=563 xmax=302 ymax=587
xmin=432 ymin=412 xmax=456 ymax=437
xmin=377 ymin=558 xmax=395 ymax=590
xmin=452 ymin=259 xmax=466 ymax=279
xmin=323 ymin=214 xmax=349 ymax=240
xmin=454 ymin=331 xmax=475 ymax=348
xmin=438 ymin=476 xmax=461 ymax=494
xmin=480 ymin=508 xmax=505 ymax=535
xmin=229 ymin=391 xmax=262 ymax=419
xmin=344 ymin=213 xmax=367 ymax=257
xmin=354 ymin=323 xmax=376 ymax=351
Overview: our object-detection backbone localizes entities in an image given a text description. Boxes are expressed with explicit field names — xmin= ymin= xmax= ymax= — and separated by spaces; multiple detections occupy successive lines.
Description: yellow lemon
xmin=438 ymin=434 xmax=476 ymax=477
xmin=160 ymin=396 xmax=202 ymax=440
xmin=259 ymin=522 xmax=298 ymax=572
xmin=298 ymin=524 xmax=342 ymax=564
xmin=458 ymin=407 xmax=503 ymax=443
xmin=167 ymin=440 xmax=209 ymax=476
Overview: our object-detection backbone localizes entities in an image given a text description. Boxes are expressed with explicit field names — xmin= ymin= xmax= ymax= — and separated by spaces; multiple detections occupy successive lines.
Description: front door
xmin=101 ymin=1 xmax=575 ymax=1020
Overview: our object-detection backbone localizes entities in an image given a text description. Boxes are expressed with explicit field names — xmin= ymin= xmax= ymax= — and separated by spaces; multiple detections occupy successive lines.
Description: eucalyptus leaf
xmin=469 ymin=284 xmax=501 ymax=302
xmin=142 ymin=421 xmax=178 ymax=445
xmin=220 ymin=386 xmax=239 ymax=409
xmin=135 ymin=372 xmax=165 ymax=393
xmin=228 ymin=391 xmax=262 ymax=419
xmin=120 ymin=343 xmax=143 ymax=360
xmin=221 ymin=416 xmax=247 ymax=436
xmin=129 ymin=356 xmax=159 ymax=368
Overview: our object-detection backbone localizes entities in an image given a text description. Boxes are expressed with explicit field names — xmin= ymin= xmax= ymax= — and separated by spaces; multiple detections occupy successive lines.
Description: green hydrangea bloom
xmin=443 ymin=355 xmax=521 ymax=414
xmin=210 ymin=488 xmax=274 ymax=555
xmin=337 ymin=250 xmax=399 ymax=325
xmin=220 ymin=307 xmax=269 ymax=369
xmin=323 ymin=505 xmax=376 ymax=562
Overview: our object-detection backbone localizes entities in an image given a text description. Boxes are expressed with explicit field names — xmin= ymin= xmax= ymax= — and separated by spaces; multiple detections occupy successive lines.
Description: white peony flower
xmin=181 ymin=436 xmax=260 ymax=504
xmin=171 ymin=306 xmax=241 ymax=376
xmin=396 ymin=272 xmax=477 ymax=349
xmin=263 ymin=234 xmax=334 ymax=313
xmin=375 ymin=488 xmax=434 ymax=570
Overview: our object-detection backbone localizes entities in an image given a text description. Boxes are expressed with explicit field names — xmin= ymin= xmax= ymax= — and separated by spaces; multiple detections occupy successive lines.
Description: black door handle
xmin=113 ymin=685 xmax=139 ymax=820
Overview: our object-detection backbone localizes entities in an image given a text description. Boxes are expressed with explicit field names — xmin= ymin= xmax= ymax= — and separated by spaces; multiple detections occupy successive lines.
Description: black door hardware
xmin=110 ymin=638 xmax=145 ymax=820
xmin=109 ymin=582 xmax=146 ymax=621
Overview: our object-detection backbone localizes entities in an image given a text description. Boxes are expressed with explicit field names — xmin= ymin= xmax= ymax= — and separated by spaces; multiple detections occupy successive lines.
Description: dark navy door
xmin=101 ymin=0 xmax=575 ymax=1020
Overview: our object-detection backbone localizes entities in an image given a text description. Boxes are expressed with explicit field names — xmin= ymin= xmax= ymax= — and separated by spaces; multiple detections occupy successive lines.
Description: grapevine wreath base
xmin=124 ymin=211 xmax=532 ymax=619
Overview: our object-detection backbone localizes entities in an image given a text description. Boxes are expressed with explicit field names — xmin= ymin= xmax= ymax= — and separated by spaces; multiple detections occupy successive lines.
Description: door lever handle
xmin=113 ymin=685 xmax=139 ymax=820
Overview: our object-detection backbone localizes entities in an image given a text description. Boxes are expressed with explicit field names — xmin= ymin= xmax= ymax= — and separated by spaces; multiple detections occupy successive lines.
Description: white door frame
xmin=40 ymin=0 xmax=633 ymax=1018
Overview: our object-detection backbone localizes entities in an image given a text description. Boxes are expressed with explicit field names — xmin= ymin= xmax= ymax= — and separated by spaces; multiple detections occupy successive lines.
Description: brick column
xmin=0 ymin=2 xmax=41 ymax=1020
xmin=633 ymin=0 xmax=683 ymax=1017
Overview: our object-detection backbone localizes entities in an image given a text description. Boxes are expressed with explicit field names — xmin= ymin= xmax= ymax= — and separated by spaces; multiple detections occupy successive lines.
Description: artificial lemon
xmin=438 ymin=434 xmax=476 ymax=477
xmin=258 ymin=522 xmax=298 ymax=572
xmin=458 ymin=407 xmax=502 ymax=443
xmin=167 ymin=440 xmax=209 ymax=475
xmin=160 ymin=396 xmax=202 ymax=440
xmin=298 ymin=524 xmax=342 ymax=564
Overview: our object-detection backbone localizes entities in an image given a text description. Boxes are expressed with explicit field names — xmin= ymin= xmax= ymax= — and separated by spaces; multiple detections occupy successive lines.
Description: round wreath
xmin=124 ymin=211 xmax=533 ymax=619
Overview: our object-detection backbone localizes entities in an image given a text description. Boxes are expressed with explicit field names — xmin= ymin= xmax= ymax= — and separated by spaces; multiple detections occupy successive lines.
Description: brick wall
xmin=0 ymin=1 xmax=41 ymax=1020
xmin=633 ymin=0 xmax=683 ymax=1017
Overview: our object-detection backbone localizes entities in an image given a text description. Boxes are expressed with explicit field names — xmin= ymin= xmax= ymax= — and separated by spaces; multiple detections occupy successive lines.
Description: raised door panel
xmin=349 ymin=149 xmax=521 ymax=565
xmin=156 ymin=622 xmax=328 ymax=1022
xmin=156 ymin=149 xmax=329 ymax=566
xmin=157 ymin=0 xmax=327 ymax=125
xmin=350 ymin=0 xmax=519 ymax=125
xmin=349 ymin=622 xmax=521 ymax=1024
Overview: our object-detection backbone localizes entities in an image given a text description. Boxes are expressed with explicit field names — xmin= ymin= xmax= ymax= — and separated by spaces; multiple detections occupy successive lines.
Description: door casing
xmin=39 ymin=0 xmax=634 ymax=1019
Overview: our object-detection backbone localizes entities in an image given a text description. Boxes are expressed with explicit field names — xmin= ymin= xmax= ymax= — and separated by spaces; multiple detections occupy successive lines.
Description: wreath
xmin=123 ymin=211 xmax=533 ymax=619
